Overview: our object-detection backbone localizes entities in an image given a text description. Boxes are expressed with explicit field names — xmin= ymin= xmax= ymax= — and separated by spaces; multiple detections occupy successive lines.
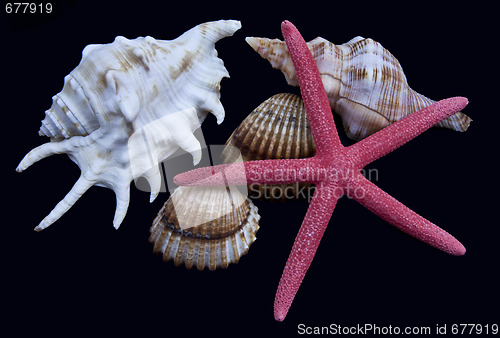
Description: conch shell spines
xmin=17 ymin=20 xmax=241 ymax=231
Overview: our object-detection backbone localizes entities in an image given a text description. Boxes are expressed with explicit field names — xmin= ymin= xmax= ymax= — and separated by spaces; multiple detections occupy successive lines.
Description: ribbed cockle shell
xmin=221 ymin=93 xmax=315 ymax=200
xmin=149 ymin=186 xmax=260 ymax=270
xmin=246 ymin=36 xmax=472 ymax=140
xmin=16 ymin=20 xmax=241 ymax=231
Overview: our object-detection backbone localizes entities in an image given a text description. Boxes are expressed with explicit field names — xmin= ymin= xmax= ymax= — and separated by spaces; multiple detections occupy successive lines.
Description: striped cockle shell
xmin=16 ymin=20 xmax=241 ymax=231
xmin=221 ymin=93 xmax=316 ymax=200
xmin=149 ymin=186 xmax=260 ymax=270
xmin=246 ymin=36 xmax=472 ymax=140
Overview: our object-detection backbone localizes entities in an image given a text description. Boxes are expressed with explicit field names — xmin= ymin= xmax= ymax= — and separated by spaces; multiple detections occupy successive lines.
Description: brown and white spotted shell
xmin=246 ymin=36 xmax=472 ymax=140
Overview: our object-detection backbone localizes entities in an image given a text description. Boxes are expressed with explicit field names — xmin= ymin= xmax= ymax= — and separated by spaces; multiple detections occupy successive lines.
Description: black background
xmin=2 ymin=1 xmax=497 ymax=336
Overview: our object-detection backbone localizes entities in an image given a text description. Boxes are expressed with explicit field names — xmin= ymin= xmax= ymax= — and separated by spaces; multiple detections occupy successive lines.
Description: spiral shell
xmin=149 ymin=186 xmax=260 ymax=270
xmin=16 ymin=20 xmax=241 ymax=231
xmin=246 ymin=36 xmax=472 ymax=140
xmin=222 ymin=93 xmax=315 ymax=200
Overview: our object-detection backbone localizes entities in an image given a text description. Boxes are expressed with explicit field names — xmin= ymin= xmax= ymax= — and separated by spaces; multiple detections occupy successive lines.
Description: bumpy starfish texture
xmin=174 ymin=21 xmax=468 ymax=321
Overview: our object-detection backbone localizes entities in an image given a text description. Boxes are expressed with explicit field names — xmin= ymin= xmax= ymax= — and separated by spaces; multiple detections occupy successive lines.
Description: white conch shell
xmin=246 ymin=36 xmax=472 ymax=140
xmin=16 ymin=20 xmax=242 ymax=231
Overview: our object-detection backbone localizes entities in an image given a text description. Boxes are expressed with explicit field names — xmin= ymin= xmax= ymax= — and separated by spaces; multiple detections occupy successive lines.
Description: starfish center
xmin=314 ymin=152 xmax=356 ymax=184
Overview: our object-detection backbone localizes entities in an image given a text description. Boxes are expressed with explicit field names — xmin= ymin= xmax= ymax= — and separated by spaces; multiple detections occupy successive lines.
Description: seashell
xmin=221 ymin=93 xmax=316 ymax=200
xmin=149 ymin=185 xmax=260 ymax=270
xmin=246 ymin=36 xmax=472 ymax=140
xmin=16 ymin=20 xmax=241 ymax=231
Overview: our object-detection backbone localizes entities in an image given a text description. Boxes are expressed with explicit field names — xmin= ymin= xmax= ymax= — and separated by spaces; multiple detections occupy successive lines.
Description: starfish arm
xmin=281 ymin=21 xmax=343 ymax=155
xmin=274 ymin=181 xmax=340 ymax=321
xmin=173 ymin=163 xmax=245 ymax=186
xmin=244 ymin=158 xmax=322 ymax=184
xmin=348 ymin=97 xmax=469 ymax=168
xmin=349 ymin=176 xmax=466 ymax=256
xmin=173 ymin=158 xmax=321 ymax=186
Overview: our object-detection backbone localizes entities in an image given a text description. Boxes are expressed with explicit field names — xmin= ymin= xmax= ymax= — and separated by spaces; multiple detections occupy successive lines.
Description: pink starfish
xmin=174 ymin=21 xmax=468 ymax=321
